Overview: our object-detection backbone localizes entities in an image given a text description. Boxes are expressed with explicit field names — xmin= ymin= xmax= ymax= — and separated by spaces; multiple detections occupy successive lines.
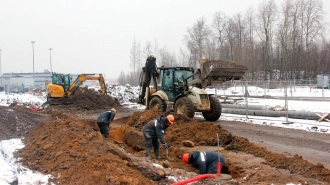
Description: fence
xmin=212 ymin=79 xmax=330 ymax=99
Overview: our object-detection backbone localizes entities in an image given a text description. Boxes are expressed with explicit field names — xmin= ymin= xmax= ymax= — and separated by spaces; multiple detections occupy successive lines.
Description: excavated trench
xmin=3 ymin=88 xmax=330 ymax=184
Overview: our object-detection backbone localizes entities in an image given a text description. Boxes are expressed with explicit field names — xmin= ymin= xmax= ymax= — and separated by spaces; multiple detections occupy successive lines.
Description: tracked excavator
xmin=46 ymin=73 xmax=107 ymax=105
xmin=137 ymin=56 xmax=248 ymax=121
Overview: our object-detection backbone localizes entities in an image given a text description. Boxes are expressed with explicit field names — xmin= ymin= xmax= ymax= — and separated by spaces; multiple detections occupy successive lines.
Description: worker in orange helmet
xmin=96 ymin=108 xmax=116 ymax=139
xmin=142 ymin=114 xmax=175 ymax=160
xmin=182 ymin=151 xmax=225 ymax=174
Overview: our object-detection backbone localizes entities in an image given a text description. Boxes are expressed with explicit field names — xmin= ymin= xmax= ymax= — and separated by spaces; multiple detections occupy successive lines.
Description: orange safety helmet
xmin=167 ymin=115 xmax=175 ymax=124
xmin=111 ymin=108 xmax=116 ymax=114
xmin=182 ymin=153 xmax=190 ymax=164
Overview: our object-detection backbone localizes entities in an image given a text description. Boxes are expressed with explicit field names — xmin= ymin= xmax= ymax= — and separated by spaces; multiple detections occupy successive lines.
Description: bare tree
xmin=277 ymin=0 xmax=294 ymax=79
xmin=302 ymin=0 xmax=324 ymax=77
xmin=184 ymin=17 xmax=211 ymax=62
xmin=130 ymin=38 xmax=141 ymax=73
xmin=244 ymin=7 xmax=258 ymax=79
xmin=225 ymin=17 xmax=236 ymax=61
xmin=233 ymin=13 xmax=245 ymax=63
xmin=212 ymin=11 xmax=227 ymax=48
xmin=158 ymin=47 xmax=170 ymax=66
xmin=142 ymin=41 xmax=153 ymax=59
xmin=178 ymin=48 xmax=190 ymax=66
xmin=257 ymin=0 xmax=278 ymax=80
xmin=153 ymin=39 xmax=159 ymax=57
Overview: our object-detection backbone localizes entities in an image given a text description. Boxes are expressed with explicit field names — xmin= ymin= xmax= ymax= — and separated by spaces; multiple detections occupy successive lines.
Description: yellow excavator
xmin=46 ymin=73 xmax=107 ymax=104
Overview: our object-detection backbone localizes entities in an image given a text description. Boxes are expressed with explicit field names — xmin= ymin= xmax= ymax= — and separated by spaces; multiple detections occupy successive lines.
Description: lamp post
xmin=31 ymin=41 xmax=35 ymax=87
xmin=49 ymin=48 xmax=52 ymax=72
xmin=0 ymin=49 xmax=2 ymax=86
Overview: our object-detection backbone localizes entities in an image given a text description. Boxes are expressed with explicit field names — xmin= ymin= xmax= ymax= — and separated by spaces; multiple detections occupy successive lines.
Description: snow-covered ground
xmin=0 ymin=85 xmax=330 ymax=184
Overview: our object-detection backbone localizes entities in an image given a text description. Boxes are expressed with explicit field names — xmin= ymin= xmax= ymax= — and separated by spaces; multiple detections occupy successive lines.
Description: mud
xmin=1 ymin=89 xmax=330 ymax=184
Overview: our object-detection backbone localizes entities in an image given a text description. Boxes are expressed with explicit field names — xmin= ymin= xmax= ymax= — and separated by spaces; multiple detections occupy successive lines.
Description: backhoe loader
xmin=46 ymin=73 xmax=107 ymax=105
xmin=137 ymin=56 xmax=248 ymax=121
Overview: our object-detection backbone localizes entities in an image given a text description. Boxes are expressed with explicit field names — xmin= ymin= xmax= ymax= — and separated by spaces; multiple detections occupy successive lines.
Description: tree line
xmin=118 ymin=0 xmax=329 ymax=86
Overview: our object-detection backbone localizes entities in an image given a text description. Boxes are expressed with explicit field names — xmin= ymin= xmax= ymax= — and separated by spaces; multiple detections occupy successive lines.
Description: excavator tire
xmin=174 ymin=97 xmax=195 ymax=118
xmin=149 ymin=96 xmax=166 ymax=112
xmin=202 ymin=95 xmax=222 ymax=121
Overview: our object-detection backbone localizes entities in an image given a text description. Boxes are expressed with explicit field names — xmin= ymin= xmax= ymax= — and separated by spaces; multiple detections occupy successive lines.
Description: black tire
xmin=174 ymin=97 xmax=195 ymax=118
xmin=202 ymin=95 xmax=222 ymax=121
xmin=149 ymin=96 xmax=166 ymax=112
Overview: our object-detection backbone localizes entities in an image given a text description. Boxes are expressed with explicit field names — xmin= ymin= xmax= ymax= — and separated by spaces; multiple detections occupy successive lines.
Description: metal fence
xmin=212 ymin=78 xmax=330 ymax=99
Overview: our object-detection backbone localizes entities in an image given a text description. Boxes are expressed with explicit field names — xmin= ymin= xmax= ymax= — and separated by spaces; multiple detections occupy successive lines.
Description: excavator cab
xmin=47 ymin=73 xmax=72 ymax=98
xmin=51 ymin=73 xmax=71 ymax=91
xmin=158 ymin=68 xmax=194 ymax=100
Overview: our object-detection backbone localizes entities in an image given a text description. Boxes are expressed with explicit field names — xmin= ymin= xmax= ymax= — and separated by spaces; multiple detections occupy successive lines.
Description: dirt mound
xmin=3 ymin=102 xmax=329 ymax=184
xmin=0 ymin=106 xmax=51 ymax=140
xmin=69 ymin=88 xmax=119 ymax=110
xmin=115 ymin=110 xmax=330 ymax=183
xmin=16 ymin=112 xmax=155 ymax=185
xmin=228 ymin=136 xmax=330 ymax=182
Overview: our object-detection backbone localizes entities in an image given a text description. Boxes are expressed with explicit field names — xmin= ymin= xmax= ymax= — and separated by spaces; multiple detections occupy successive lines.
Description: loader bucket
xmin=199 ymin=59 xmax=248 ymax=82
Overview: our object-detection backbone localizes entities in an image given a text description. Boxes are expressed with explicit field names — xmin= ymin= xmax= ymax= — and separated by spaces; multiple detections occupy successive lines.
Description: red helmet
xmin=182 ymin=153 xmax=189 ymax=164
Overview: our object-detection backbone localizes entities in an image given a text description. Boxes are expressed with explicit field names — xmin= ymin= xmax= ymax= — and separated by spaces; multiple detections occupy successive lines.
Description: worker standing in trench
xmin=182 ymin=151 xmax=225 ymax=174
xmin=142 ymin=115 xmax=175 ymax=160
xmin=96 ymin=108 xmax=116 ymax=139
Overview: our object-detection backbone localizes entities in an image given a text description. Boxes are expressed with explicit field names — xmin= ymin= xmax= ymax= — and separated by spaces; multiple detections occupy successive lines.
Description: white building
xmin=0 ymin=70 xmax=52 ymax=90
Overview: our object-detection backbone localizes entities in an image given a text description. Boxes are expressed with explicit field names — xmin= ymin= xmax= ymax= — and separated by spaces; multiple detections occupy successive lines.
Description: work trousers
xmin=97 ymin=122 xmax=109 ymax=139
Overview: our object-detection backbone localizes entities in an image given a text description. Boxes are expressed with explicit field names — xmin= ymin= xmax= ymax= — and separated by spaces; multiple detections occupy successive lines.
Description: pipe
xmin=222 ymin=108 xmax=324 ymax=120
xmin=222 ymin=104 xmax=273 ymax=110
xmin=171 ymin=174 xmax=216 ymax=185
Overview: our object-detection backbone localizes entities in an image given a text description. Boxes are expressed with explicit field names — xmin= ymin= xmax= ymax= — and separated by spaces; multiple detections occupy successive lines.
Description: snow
xmin=0 ymin=139 xmax=53 ymax=185
xmin=0 ymin=85 xmax=329 ymax=184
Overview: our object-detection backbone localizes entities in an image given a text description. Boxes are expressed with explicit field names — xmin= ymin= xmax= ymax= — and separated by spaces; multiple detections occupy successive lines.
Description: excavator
xmin=137 ymin=56 xmax=248 ymax=121
xmin=46 ymin=73 xmax=107 ymax=105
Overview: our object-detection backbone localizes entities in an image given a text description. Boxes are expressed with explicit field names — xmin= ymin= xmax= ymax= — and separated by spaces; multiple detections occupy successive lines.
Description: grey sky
xmin=0 ymin=0 xmax=329 ymax=79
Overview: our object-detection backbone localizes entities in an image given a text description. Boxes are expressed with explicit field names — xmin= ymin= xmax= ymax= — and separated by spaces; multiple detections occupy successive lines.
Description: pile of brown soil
xmin=16 ymin=111 xmax=156 ymax=185
xmin=68 ymin=88 xmax=119 ymax=110
xmin=115 ymin=109 xmax=330 ymax=183
xmin=2 ymin=89 xmax=329 ymax=184
xmin=0 ymin=106 xmax=51 ymax=140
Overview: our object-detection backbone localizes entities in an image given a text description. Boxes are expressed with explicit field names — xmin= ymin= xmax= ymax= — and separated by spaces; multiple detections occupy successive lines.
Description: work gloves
xmin=163 ymin=143 xmax=169 ymax=149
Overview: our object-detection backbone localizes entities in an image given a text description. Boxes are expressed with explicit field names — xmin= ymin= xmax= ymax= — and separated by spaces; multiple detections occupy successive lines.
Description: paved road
xmin=215 ymin=120 xmax=330 ymax=169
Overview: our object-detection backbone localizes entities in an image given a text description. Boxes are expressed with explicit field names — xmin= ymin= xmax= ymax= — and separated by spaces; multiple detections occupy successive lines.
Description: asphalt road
xmin=215 ymin=120 xmax=330 ymax=169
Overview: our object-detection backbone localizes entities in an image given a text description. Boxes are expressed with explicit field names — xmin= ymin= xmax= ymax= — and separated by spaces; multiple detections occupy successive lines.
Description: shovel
xmin=166 ymin=148 xmax=171 ymax=160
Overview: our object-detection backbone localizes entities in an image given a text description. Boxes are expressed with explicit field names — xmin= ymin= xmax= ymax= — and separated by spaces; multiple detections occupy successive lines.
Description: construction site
xmin=1 ymin=87 xmax=330 ymax=185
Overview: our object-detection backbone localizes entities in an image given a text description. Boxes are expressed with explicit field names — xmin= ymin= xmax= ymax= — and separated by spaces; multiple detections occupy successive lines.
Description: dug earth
xmin=0 ymin=89 xmax=329 ymax=184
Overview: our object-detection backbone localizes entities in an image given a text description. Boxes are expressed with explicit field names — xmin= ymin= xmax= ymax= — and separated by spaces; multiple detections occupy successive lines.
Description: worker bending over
xmin=142 ymin=115 xmax=175 ymax=159
xmin=182 ymin=151 xmax=225 ymax=174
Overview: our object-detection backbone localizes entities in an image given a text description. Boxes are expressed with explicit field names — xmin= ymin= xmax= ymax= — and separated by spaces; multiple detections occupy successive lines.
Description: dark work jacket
xmin=96 ymin=111 xmax=115 ymax=125
xmin=141 ymin=116 xmax=169 ymax=144
xmin=189 ymin=151 xmax=225 ymax=174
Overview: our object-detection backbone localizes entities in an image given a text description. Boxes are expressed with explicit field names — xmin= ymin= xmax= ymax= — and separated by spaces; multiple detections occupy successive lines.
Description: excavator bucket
xmin=199 ymin=59 xmax=248 ymax=82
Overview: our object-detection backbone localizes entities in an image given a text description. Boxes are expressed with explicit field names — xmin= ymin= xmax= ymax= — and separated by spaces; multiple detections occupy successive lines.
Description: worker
xmin=182 ymin=151 xmax=225 ymax=174
xmin=96 ymin=108 xmax=116 ymax=139
xmin=141 ymin=114 xmax=175 ymax=159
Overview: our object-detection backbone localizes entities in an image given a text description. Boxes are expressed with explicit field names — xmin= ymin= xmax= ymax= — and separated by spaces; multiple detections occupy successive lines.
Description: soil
xmin=1 ymin=89 xmax=330 ymax=185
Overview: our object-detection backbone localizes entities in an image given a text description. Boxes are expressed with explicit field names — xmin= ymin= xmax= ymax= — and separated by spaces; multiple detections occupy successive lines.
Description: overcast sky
xmin=0 ymin=0 xmax=329 ymax=79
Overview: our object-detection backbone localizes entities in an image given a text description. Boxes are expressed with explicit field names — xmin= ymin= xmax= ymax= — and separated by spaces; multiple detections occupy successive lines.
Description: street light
xmin=0 ymin=49 xmax=2 ymax=86
xmin=31 ymin=41 xmax=35 ymax=87
xmin=49 ymin=48 xmax=52 ymax=72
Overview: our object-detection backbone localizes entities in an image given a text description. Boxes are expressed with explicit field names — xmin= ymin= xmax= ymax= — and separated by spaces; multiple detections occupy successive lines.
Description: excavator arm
xmin=66 ymin=74 xmax=107 ymax=97
xmin=138 ymin=56 xmax=158 ymax=104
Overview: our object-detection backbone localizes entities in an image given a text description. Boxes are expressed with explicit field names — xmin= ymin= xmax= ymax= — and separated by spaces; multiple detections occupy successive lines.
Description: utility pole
xmin=0 ymin=49 xmax=2 ymax=86
xmin=31 ymin=41 xmax=35 ymax=87
xmin=49 ymin=48 xmax=53 ymax=72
